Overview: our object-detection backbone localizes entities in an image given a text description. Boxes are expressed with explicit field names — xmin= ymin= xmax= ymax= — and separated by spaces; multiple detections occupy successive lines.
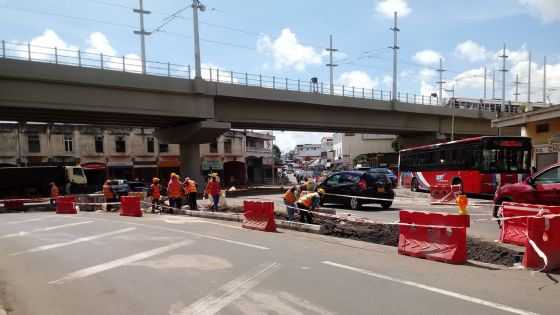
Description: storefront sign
xmin=535 ymin=145 xmax=559 ymax=154
xmin=202 ymin=160 xmax=223 ymax=170
xmin=107 ymin=161 xmax=133 ymax=167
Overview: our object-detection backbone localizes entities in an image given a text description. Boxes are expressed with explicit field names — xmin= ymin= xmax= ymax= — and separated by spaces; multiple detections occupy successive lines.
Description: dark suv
xmin=493 ymin=162 xmax=560 ymax=217
xmin=315 ymin=171 xmax=395 ymax=210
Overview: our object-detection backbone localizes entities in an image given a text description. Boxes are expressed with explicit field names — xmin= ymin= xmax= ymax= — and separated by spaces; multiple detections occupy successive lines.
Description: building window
xmin=210 ymin=141 xmax=218 ymax=153
xmin=64 ymin=136 xmax=73 ymax=152
xmin=536 ymin=123 xmax=549 ymax=133
xmin=28 ymin=134 xmax=40 ymax=153
xmin=95 ymin=136 xmax=104 ymax=153
xmin=159 ymin=143 xmax=169 ymax=153
xmin=224 ymin=139 xmax=232 ymax=154
xmin=147 ymin=137 xmax=154 ymax=153
xmin=115 ymin=136 xmax=126 ymax=153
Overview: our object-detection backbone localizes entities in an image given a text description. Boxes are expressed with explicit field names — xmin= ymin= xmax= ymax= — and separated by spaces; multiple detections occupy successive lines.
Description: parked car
xmin=128 ymin=181 xmax=152 ymax=196
xmin=369 ymin=168 xmax=398 ymax=187
xmin=108 ymin=179 xmax=131 ymax=197
xmin=315 ymin=170 xmax=395 ymax=210
xmin=493 ymin=162 xmax=560 ymax=217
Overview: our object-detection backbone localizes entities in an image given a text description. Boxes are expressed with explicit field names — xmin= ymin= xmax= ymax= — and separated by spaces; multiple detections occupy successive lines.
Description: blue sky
xmin=1 ymin=0 xmax=559 ymax=152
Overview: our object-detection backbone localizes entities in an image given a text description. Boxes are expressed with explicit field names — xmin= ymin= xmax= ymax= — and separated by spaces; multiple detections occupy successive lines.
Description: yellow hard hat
xmin=211 ymin=173 xmax=218 ymax=177
xmin=170 ymin=173 xmax=177 ymax=178
xmin=153 ymin=177 xmax=159 ymax=182
xmin=317 ymin=188 xmax=325 ymax=195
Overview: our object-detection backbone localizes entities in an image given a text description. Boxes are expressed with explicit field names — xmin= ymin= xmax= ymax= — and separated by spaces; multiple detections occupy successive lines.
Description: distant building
xmin=294 ymin=144 xmax=322 ymax=163
xmin=0 ymin=123 xmax=274 ymax=187
xmin=332 ymin=133 xmax=396 ymax=170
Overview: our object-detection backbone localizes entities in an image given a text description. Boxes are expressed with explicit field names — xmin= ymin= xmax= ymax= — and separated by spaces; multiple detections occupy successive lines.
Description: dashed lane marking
xmin=49 ymin=239 xmax=192 ymax=285
xmin=10 ymin=227 xmax=136 ymax=256
xmin=0 ymin=221 xmax=92 ymax=239
xmin=322 ymin=261 xmax=539 ymax=315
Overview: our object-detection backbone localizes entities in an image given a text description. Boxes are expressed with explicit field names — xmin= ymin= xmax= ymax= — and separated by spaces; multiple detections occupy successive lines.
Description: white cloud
xmin=400 ymin=69 xmax=413 ymax=78
xmin=412 ymin=50 xmax=442 ymax=66
xmin=450 ymin=67 xmax=486 ymax=90
xmin=198 ymin=63 xmax=238 ymax=83
xmin=519 ymin=0 xmax=560 ymax=23
xmin=375 ymin=0 xmax=411 ymax=18
xmin=257 ymin=28 xmax=322 ymax=72
xmin=382 ymin=75 xmax=392 ymax=87
xmin=418 ymin=68 xmax=437 ymax=79
xmin=336 ymin=71 xmax=379 ymax=89
xmin=85 ymin=32 xmax=117 ymax=56
xmin=420 ymin=80 xmax=437 ymax=101
xmin=10 ymin=29 xmax=79 ymax=61
xmin=454 ymin=40 xmax=487 ymax=63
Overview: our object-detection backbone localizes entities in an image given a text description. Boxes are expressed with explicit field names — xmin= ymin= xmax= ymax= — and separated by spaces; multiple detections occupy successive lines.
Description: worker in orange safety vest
xmin=50 ymin=182 xmax=59 ymax=209
xmin=167 ymin=173 xmax=183 ymax=212
xmin=184 ymin=177 xmax=198 ymax=210
xmin=205 ymin=173 xmax=221 ymax=212
xmin=295 ymin=188 xmax=324 ymax=224
xmin=103 ymin=180 xmax=117 ymax=211
xmin=150 ymin=177 xmax=161 ymax=213
xmin=283 ymin=185 xmax=301 ymax=221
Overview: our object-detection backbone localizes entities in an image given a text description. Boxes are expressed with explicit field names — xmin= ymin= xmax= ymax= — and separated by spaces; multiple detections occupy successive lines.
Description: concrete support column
xmin=180 ymin=143 xmax=203 ymax=186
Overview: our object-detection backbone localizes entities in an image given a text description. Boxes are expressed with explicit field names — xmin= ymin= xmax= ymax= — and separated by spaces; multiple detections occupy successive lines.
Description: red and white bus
xmin=398 ymin=136 xmax=532 ymax=194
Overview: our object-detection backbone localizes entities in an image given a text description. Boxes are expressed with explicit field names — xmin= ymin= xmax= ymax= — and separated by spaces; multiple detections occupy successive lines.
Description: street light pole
xmin=192 ymin=0 xmax=205 ymax=79
xmin=445 ymin=85 xmax=455 ymax=141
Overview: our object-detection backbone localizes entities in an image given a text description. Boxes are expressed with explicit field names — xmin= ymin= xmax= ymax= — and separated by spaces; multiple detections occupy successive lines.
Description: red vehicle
xmin=493 ymin=162 xmax=560 ymax=217
xmin=398 ymin=136 xmax=531 ymax=195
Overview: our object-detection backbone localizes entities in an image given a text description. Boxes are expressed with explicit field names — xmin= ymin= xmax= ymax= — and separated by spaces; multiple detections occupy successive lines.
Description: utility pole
xmin=133 ymin=0 xmax=151 ymax=74
xmin=483 ymin=67 xmax=487 ymax=99
xmin=499 ymin=44 xmax=508 ymax=111
xmin=326 ymin=34 xmax=338 ymax=95
xmin=528 ymin=51 xmax=532 ymax=110
xmin=390 ymin=12 xmax=399 ymax=102
xmin=490 ymin=70 xmax=496 ymax=99
xmin=513 ymin=74 xmax=520 ymax=101
xmin=543 ymin=56 xmax=547 ymax=106
xmin=436 ymin=58 xmax=445 ymax=106
xmin=192 ymin=0 xmax=206 ymax=79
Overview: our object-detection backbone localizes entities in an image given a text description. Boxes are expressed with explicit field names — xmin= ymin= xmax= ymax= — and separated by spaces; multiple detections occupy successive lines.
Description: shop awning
xmin=82 ymin=162 xmax=106 ymax=170
xmin=158 ymin=156 xmax=180 ymax=168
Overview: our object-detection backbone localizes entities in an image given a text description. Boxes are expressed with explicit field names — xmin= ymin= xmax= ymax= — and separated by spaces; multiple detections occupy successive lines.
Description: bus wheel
xmin=411 ymin=179 xmax=419 ymax=192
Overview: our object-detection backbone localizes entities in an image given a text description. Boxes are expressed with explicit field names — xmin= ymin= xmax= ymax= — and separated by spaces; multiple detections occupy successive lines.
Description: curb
xmin=394 ymin=188 xmax=430 ymax=199
xmin=171 ymin=209 xmax=323 ymax=234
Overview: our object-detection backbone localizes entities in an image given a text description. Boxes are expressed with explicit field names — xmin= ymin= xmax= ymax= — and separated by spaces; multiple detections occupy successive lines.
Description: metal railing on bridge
xmin=0 ymin=39 xmax=448 ymax=107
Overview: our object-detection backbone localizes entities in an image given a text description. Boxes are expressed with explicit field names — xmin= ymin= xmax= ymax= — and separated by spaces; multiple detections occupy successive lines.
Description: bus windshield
xmin=481 ymin=147 xmax=530 ymax=173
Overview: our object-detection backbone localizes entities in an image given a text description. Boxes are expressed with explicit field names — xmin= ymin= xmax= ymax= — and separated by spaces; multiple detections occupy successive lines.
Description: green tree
xmin=353 ymin=154 xmax=367 ymax=167
xmin=391 ymin=139 xmax=404 ymax=152
xmin=272 ymin=144 xmax=282 ymax=164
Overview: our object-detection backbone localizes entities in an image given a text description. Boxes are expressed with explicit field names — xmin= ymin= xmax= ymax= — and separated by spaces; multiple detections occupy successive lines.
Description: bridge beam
xmin=154 ymin=119 xmax=231 ymax=186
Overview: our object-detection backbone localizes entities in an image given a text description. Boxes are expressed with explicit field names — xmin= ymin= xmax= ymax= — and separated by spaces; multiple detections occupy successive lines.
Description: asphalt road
xmin=1 ymin=211 xmax=558 ymax=315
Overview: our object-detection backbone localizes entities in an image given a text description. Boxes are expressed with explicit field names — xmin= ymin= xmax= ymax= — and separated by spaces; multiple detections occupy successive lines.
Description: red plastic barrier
xmin=500 ymin=202 xmax=560 ymax=246
xmin=398 ymin=210 xmax=470 ymax=264
xmin=2 ymin=199 xmax=25 ymax=210
xmin=242 ymin=200 xmax=276 ymax=232
xmin=56 ymin=196 xmax=77 ymax=214
xmin=522 ymin=216 xmax=560 ymax=272
xmin=120 ymin=196 xmax=142 ymax=217
xmin=430 ymin=184 xmax=461 ymax=205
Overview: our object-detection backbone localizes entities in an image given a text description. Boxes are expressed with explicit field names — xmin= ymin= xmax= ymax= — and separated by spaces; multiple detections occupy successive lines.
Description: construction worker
xmin=103 ymin=180 xmax=117 ymax=212
xmin=167 ymin=173 xmax=182 ymax=213
xmin=205 ymin=173 xmax=221 ymax=212
xmin=184 ymin=177 xmax=198 ymax=210
xmin=150 ymin=177 xmax=161 ymax=213
xmin=283 ymin=184 xmax=301 ymax=221
xmin=303 ymin=176 xmax=311 ymax=191
xmin=295 ymin=188 xmax=324 ymax=224
xmin=49 ymin=182 xmax=59 ymax=209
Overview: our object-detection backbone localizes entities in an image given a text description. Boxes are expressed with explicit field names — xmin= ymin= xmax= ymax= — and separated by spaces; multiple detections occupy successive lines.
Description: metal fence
xmin=0 ymin=39 xmax=440 ymax=106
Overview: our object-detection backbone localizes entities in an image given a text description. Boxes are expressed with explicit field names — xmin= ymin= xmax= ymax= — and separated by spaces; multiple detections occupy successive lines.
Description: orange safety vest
xmin=186 ymin=180 xmax=197 ymax=193
xmin=283 ymin=188 xmax=300 ymax=204
xmin=103 ymin=184 xmax=114 ymax=199
xmin=206 ymin=180 xmax=220 ymax=196
xmin=297 ymin=192 xmax=319 ymax=208
xmin=151 ymin=184 xmax=161 ymax=199
xmin=51 ymin=185 xmax=59 ymax=198
xmin=168 ymin=180 xmax=182 ymax=198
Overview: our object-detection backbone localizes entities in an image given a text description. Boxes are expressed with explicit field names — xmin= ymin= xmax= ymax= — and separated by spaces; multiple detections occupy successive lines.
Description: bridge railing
xmin=0 ymin=39 xmax=472 ymax=109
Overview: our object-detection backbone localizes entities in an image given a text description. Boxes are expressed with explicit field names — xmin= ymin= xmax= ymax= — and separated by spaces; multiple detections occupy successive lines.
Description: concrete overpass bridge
xmin=0 ymin=58 xmax=515 ymax=183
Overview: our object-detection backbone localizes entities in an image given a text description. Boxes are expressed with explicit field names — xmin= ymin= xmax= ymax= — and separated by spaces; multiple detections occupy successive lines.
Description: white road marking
xmin=176 ymin=262 xmax=281 ymax=315
xmin=11 ymin=227 xmax=136 ymax=256
xmin=322 ymin=261 xmax=539 ymax=315
xmin=0 ymin=221 xmax=92 ymax=239
xmin=49 ymin=239 xmax=192 ymax=285
xmin=59 ymin=215 xmax=269 ymax=250
xmin=161 ymin=217 xmax=242 ymax=229
xmin=0 ymin=217 xmax=45 ymax=226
